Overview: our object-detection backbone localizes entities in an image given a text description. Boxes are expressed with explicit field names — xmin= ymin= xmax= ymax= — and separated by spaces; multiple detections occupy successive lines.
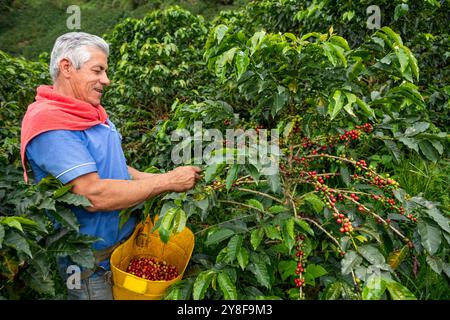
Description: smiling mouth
xmin=94 ymin=88 xmax=103 ymax=94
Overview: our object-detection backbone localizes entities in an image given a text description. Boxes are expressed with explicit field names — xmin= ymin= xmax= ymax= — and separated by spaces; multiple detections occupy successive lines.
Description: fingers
xmin=190 ymin=166 xmax=202 ymax=173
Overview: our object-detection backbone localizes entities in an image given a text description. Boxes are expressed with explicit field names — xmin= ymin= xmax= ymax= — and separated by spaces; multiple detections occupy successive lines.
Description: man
xmin=20 ymin=32 xmax=201 ymax=300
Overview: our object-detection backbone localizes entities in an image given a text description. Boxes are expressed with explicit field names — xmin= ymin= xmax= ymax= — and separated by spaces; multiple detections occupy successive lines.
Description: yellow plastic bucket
xmin=110 ymin=215 xmax=194 ymax=300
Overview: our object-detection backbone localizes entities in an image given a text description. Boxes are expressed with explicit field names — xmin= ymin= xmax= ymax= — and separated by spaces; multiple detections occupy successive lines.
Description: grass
xmin=391 ymin=153 xmax=450 ymax=211
xmin=0 ymin=0 xmax=248 ymax=60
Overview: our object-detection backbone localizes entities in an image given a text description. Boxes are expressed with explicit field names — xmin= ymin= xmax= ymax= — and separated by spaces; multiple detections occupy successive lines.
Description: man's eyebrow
xmin=92 ymin=65 xmax=108 ymax=70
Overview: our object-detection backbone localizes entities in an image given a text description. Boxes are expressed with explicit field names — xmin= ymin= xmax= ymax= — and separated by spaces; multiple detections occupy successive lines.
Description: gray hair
xmin=49 ymin=32 xmax=109 ymax=81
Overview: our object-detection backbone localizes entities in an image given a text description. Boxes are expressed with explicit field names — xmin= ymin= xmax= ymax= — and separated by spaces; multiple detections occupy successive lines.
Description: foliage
xmin=0 ymin=166 xmax=98 ymax=299
xmin=0 ymin=51 xmax=95 ymax=300
xmin=102 ymin=7 xmax=213 ymax=169
xmin=0 ymin=0 xmax=247 ymax=60
xmin=0 ymin=1 xmax=449 ymax=300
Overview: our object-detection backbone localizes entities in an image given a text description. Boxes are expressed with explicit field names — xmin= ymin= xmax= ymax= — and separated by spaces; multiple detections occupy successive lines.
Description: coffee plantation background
xmin=1 ymin=0 xmax=449 ymax=300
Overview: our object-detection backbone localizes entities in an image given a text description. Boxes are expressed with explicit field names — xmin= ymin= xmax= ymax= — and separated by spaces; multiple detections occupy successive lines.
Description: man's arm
xmin=127 ymin=166 xmax=156 ymax=180
xmin=70 ymin=166 xmax=201 ymax=212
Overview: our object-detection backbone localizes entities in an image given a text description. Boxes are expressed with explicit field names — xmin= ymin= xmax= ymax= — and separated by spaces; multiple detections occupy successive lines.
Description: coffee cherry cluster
xmin=205 ymin=176 xmax=254 ymax=192
xmin=293 ymin=234 xmax=306 ymax=288
xmin=356 ymin=123 xmax=373 ymax=133
xmin=126 ymin=256 xmax=179 ymax=281
xmin=340 ymin=129 xmax=361 ymax=141
xmin=332 ymin=211 xmax=354 ymax=234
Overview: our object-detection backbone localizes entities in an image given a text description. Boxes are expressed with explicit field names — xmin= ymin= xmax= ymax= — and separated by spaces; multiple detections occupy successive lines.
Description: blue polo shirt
xmin=26 ymin=118 xmax=137 ymax=271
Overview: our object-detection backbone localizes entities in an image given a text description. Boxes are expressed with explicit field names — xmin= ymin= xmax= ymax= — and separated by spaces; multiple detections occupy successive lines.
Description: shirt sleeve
xmin=26 ymin=130 xmax=98 ymax=184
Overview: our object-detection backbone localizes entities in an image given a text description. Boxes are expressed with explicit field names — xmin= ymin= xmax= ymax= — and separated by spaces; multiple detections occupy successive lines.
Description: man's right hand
xmin=166 ymin=166 xmax=202 ymax=192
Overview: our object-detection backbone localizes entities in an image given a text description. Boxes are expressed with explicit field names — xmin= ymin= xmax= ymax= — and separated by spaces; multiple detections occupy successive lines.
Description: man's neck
xmin=53 ymin=80 xmax=76 ymax=100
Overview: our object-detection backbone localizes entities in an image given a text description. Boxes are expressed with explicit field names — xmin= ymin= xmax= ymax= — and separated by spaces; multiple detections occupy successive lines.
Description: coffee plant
xmin=1 ymin=1 xmax=449 ymax=300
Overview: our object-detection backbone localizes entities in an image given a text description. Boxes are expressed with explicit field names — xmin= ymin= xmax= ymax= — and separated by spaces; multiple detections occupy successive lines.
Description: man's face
xmin=69 ymin=48 xmax=110 ymax=106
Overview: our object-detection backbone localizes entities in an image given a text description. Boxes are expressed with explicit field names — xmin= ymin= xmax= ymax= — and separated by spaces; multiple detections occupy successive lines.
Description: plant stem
xmin=301 ymin=216 xmax=343 ymax=251
xmin=219 ymin=200 xmax=274 ymax=217
xmin=236 ymin=187 xmax=284 ymax=204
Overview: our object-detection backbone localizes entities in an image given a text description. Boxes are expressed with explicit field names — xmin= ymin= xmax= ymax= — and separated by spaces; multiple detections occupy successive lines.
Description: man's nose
xmin=101 ymin=73 xmax=110 ymax=86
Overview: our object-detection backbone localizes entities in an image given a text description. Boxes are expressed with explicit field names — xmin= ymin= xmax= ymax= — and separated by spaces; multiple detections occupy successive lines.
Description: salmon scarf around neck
xmin=20 ymin=85 xmax=108 ymax=183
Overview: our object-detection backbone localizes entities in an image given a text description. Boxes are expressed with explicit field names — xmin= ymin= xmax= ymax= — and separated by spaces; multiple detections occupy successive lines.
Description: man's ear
xmin=59 ymin=58 xmax=73 ymax=79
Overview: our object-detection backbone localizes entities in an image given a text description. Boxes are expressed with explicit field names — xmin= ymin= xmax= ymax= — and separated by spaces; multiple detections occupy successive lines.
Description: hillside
xmin=0 ymin=0 xmax=246 ymax=60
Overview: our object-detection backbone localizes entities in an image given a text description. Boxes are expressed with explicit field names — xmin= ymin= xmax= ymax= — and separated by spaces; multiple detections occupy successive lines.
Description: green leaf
xmin=294 ymin=218 xmax=314 ymax=236
xmin=443 ymin=232 xmax=450 ymax=246
xmin=426 ymin=255 xmax=443 ymax=274
xmin=193 ymin=270 xmax=215 ymax=300
xmin=205 ymin=228 xmax=235 ymax=246
xmin=402 ymin=45 xmax=419 ymax=81
xmin=23 ymin=267 xmax=55 ymax=296
xmin=304 ymin=193 xmax=325 ymax=213
xmin=264 ymin=225 xmax=282 ymax=240
xmin=235 ymin=51 xmax=250 ymax=79
xmin=355 ymin=97 xmax=375 ymax=118
xmin=340 ymin=165 xmax=351 ymax=186
xmin=57 ymin=193 xmax=92 ymax=207
xmin=215 ymin=47 xmax=238 ymax=79
xmin=3 ymin=230 xmax=32 ymax=258
xmin=172 ymin=208 xmax=187 ymax=234
xmin=383 ymin=139 xmax=401 ymax=162
xmin=249 ymin=31 xmax=266 ymax=55
xmin=430 ymin=140 xmax=444 ymax=155
xmin=272 ymin=87 xmax=289 ymax=117
xmin=330 ymin=36 xmax=350 ymax=51
xmin=70 ymin=247 xmax=95 ymax=269
xmin=205 ymin=162 xmax=226 ymax=183
xmin=217 ymin=272 xmax=237 ymax=300
xmin=267 ymin=173 xmax=281 ymax=194
xmin=225 ymin=164 xmax=239 ymax=191
xmin=442 ymin=262 xmax=450 ymax=279
xmin=388 ymin=245 xmax=409 ymax=270
xmin=281 ymin=219 xmax=295 ymax=251
xmin=250 ymin=260 xmax=270 ymax=289
xmin=158 ymin=227 xmax=170 ymax=243
xmin=227 ymin=235 xmax=243 ymax=263
xmin=418 ymin=220 xmax=441 ymax=255
xmin=394 ymin=4 xmax=409 ymax=21
xmin=328 ymin=90 xmax=344 ymax=120
xmin=385 ymin=281 xmax=416 ymax=300
xmin=53 ymin=184 xmax=73 ymax=199
xmin=245 ymin=164 xmax=260 ymax=183
xmin=237 ymin=246 xmax=249 ymax=270
xmin=398 ymin=136 xmax=419 ymax=153
xmin=0 ymin=217 xmax=24 ymax=232
xmin=405 ymin=122 xmax=430 ymax=136
xmin=278 ymin=260 xmax=297 ymax=281
xmin=347 ymin=58 xmax=365 ymax=81
xmin=419 ymin=140 xmax=439 ymax=162
xmin=214 ymin=24 xmax=228 ymax=45
xmin=341 ymin=250 xmax=362 ymax=275
xmin=52 ymin=208 xmax=80 ymax=231
xmin=322 ymin=282 xmax=344 ymax=300
xmin=381 ymin=26 xmax=403 ymax=46
xmin=329 ymin=42 xmax=347 ymax=67
xmin=250 ymin=228 xmax=264 ymax=250
xmin=426 ymin=207 xmax=450 ymax=234
xmin=343 ymin=92 xmax=356 ymax=117
xmin=37 ymin=197 xmax=56 ymax=211
xmin=395 ymin=46 xmax=409 ymax=74
xmin=268 ymin=205 xmax=288 ymax=214
xmin=247 ymin=199 xmax=264 ymax=212
xmin=359 ymin=245 xmax=386 ymax=266
xmin=305 ymin=264 xmax=328 ymax=279
xmin=362 ymin=276 xmax=387 ymax=300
